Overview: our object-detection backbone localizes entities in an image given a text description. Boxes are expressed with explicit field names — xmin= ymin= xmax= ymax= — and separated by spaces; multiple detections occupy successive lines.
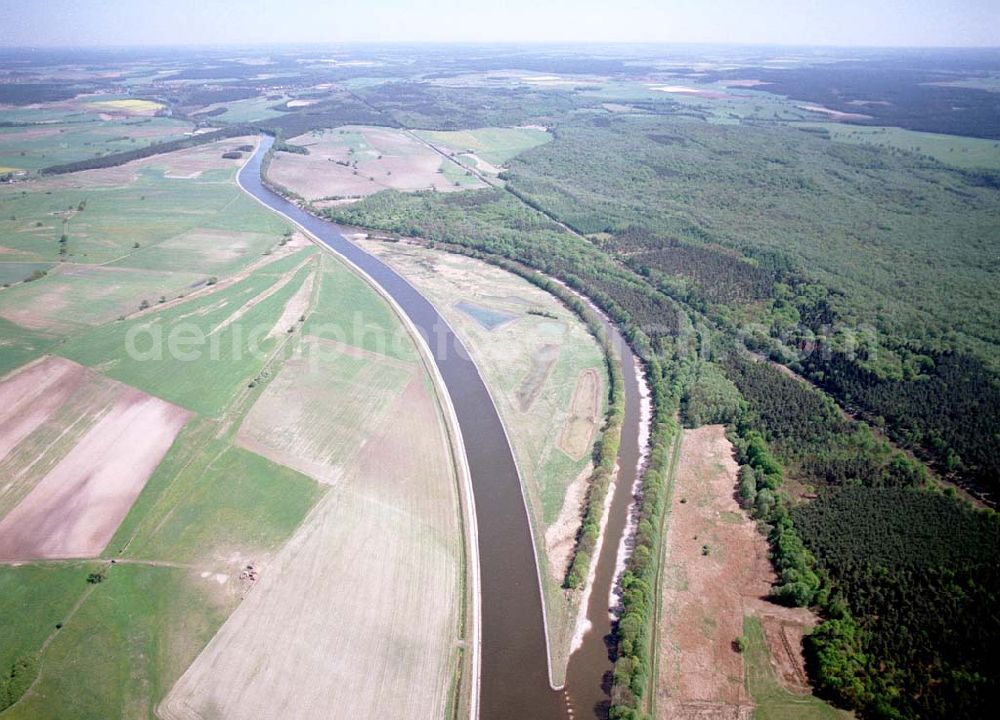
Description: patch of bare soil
xmin=558 ymin=368 xmax=600 ymax=460
xmin=0 ymin=365 xmax=191 ymax=560
xmin=544 ymin=463 xmax=591 ymax=582
xmin=758 ymin=613 xmax=815 ymax=692
xmin=656 ymin=425 xmax=768 ymax=719
xmin=236 ymin=348 xmax=414 ymax=485
xmin=797 ymin=104 xmax=873 ymax=121
xmin=0 ymin=356 xmax=86 ymax=463
xmin=515 ymin=342 xmax=560 ymax=411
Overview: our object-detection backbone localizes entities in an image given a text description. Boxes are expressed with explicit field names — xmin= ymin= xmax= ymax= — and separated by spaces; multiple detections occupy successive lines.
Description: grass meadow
xmin=743 ymin=617 xmax=851 ymax=720
xmin=415 ymin=126 xmax=552 ymax=165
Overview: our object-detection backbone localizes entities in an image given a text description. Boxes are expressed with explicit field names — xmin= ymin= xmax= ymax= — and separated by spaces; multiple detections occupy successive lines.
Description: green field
xmin=58 ymin=255 xmax=315 ymax=416
xmin=0 ymin=563 xmax=94 ymax=671
xmin=0 ymin=168 xmax=287 ymax=266
xmin=0 ymin=118 xmax=471 ymax=717
xmin=303 ymin=253 xmax=417 ymax=362
xmin=743 ymin=617 xmax=850 ymax=720
xmin=4 ymin=564 xmax=235 ymax=720
xmin=416 ymin=126 xmax=551 ymax=165
xmin=799 ymin=122 xmax=1000 ymax=170
xmin=0 ymin=139 xmax=294 ymax=372
xmin=0 ymin=117 xmax=192 ymax=172
xmin=0 ymin=317 xmax=56 ymax=376
xmin=196 ymin=95 xmax=289 ymax=123
xmin=440 ymin=158 xmax=483 ymax=187
xmin=111 ymin=426 xmax=326 ymax=563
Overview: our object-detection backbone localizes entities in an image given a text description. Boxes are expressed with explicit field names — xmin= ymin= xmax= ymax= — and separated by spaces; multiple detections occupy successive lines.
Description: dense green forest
xmin=721 ymin=356 xmax=999 ymax=719
xmin=499 ymin=115 xmax=1000 ymax=501
xmin=793 ymin=487 xmax=1000 ymax=719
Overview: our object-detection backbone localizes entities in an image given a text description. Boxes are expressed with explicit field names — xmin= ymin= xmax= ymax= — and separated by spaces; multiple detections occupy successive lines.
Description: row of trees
xmin=609 ymin=357 xmax=678 ymax=719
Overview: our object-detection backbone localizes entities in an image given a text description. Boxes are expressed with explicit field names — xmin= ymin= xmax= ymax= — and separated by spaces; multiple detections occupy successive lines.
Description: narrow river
xmin=239 ymin=136 xmax=641 ymax=720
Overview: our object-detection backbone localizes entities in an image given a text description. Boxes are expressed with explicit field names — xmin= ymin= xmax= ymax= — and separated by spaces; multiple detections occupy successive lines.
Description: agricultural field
xmin=358 ymin=238 xmax=607 ymax=684
xmin=415 ymin=126 xmax=552 ymax=173
xmin=268 ymin=125 xmax=485 ymax=203
xmin=0 ymin=122 xmax=466 ymax=718
xmin=1 ymin=41 xmax=997 ymax=720
xmin=161 ymin=252 xmax=466 ymax=720
xmin=0 ymin=111 xmax=192 ymax=173
xmin=0 ymin=356 xmax=191 ymax=560
xmin=0 ymin=136 xmax=292 ymax=363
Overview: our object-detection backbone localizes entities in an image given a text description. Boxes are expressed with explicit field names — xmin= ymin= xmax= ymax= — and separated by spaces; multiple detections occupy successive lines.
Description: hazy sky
xmin=1 ymin=0 xmax=998 ymax=48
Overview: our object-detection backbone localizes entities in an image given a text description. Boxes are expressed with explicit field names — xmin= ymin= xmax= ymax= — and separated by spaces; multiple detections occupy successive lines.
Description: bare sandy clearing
xmin=797 ymin=104 xmax=873 ymax=121
xmin=651 ymin=85 xmax=731 ymax=99
xmin=0 ymin=379 xmax=190 ymax=560
xmin=655 ymin=425 xmax=769 ymax=719
xmin=162 ymin=373 xmax=461 ymax=720
xmin=757 ymin=612 xmax=815 ymax=691
xmin=544 ymin=463 xmax=591 ymax=583
xmin=559 ymin=368 xmax=601 ymax=460
xmin=267 ymin=126 xmax=484 ymax=201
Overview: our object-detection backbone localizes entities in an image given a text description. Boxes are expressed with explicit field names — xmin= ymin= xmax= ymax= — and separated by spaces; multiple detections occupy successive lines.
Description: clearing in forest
xmin=654 ymin=424 xmax=844 ymax=720
xmin=267 ymin=125 xmax=484 ymax=203
xmin=415 ymin=126 xmax=552 ymax=173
